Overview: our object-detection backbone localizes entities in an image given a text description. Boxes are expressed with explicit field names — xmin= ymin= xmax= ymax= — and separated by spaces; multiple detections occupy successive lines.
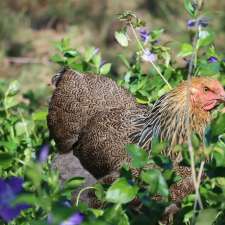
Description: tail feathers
xmin=51 ymin=67 xmax=68 ymax=87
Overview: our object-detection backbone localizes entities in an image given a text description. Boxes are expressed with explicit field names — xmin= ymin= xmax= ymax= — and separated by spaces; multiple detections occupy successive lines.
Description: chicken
xmin=48 ymin=69 xmax=225 ymax=201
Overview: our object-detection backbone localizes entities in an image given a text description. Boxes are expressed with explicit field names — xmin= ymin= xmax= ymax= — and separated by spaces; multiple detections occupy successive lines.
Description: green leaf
xmin=63 ymin=177 xmax=85 ymax=190
xmin=213 ymin=147 xmax=225 ymax=167
xmin=141 ymin=169 xmax=169 ymax=196
xmin=0 ymin=141 xmax=17 ymax=152
xmin=31 ymin=221 xmax=47 ymax=225
xmin=0 ymin=152 xmax=14 ymax=169
xmin=211 ymin=114 xmax=225 ymax=137
xmin=184 ymin=0 xmax=195 ymax=16
xmin=15 ymin=121 xmax=32 ymax=136
xmin=50 ymin=205 xmax=75 ymax=224
xmin=90 ymin=208 xmax=104 ymax=217
xmin=84 ymin=47 xmax=98 ymax=62
xmin=151 ymin=138 xmax=167 ymax=156
xmin=6 ymin=80 xmax=20 ymax=97
xmin=198 ymin=62 xmax=220 ymax=75
xmin=162 ymin=51 xmax=171 ymax=67
xmin=178 ymin=43 xmax=193 ymax=57
xmin=50 ymin=54 xmax=64 ymax=64
xmin=115 ymin=31 xmax=128 ymax=47
xmin=126 ymin=144 xmax=148 ymax=168
xmin=118 ymin=54 xmax=130 ymax=68
xmin=64 ymin=50 xmax=79 ymax=58
xmin=191 ymin=133 xmax=201 ymax=149
xmin=4 ymin=96 xmax=18 ymax=109
xmin=93 ymin=54 xmax=101 ymax=69
xmin=118 ymin=209 xmax=130 ymax=225
xmin=106 ymin=178 xmax=138 ymax=204
xmin=103 ymin=205 xmax=130 ymax=225
xmin=69 ymin=63 xmax=83 ymax=71
xmin=100 ymin=63 xmax=111 ymax=75
xmin=55 ymin=38 xmax=70 ymax=52
xmin=94 ymin=183 xmax=105 ymax=202
xmin=26 ymin=163 xmax=42 ymax=188
xmin=151 ymin=28 xmax=164 ymax=41
xmin=136 ymin=97 xmax=149 ymax=104
xmin=32 ymin=111 xmax=48 ymax=121
xmin=196 ymin=208 xmax=217 ymax=225
xmin=13 ymin=193 xmax=38 ymax=206
xmin=197 ymin=30 xmax=215 ymax=47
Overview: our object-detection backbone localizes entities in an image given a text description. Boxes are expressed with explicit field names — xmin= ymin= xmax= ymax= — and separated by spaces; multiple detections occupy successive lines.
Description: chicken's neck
xmin=131 ymin=89 xmax=211 ymax=157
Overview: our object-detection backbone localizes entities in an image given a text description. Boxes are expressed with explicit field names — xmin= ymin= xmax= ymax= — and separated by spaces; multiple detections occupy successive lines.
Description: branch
xmin=4 ymin=57 xmax=51 ymax=65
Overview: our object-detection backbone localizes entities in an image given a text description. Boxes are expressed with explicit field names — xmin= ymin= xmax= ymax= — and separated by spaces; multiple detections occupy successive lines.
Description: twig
xmin=185 ymin=28 xmax=202 ymax=217
xmin=4 ymin=57 xmax=50 ymax=65
xmin=185 ymin=0 xmax=205 ymax=222
xmin=129 ymin=22 xmax=172 ymax=90
xmin=75 ymin=186 xmax=95 ymax=206
xmin=195 ymin=161 xmax=205 ymax=209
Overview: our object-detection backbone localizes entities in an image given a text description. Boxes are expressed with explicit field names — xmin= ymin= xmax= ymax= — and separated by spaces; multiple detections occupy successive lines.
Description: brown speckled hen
xmin=48 ymin=69 xmax=225 ymax=201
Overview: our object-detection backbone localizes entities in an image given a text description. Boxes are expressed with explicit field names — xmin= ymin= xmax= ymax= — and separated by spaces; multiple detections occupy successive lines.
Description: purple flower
xmin=93 ymin=48 xmax=99 ymax=56
xmin=37 ymin=144 xmax=49 ymax=163
xmin=60 ymin=212 xmax=84 ymax=225
xmin=187 ymin=19 xmax=196 ymax=28
xmin=100 ymin=60 xmax=106 ymax=68
xmin=198 ymin=18 xmax=209 ymax=27
xmin=47 ymin=213 xmax=54 ymax=224
xmin=142 ymin=49 xmax=157 ymax=63
xmin=208 ymin=56 xmax=218 ymax=63
xmin=62 ymin=200 xmax=72 ymax=208
xmin=0 ymin=177 xmax=30 ymax=222
xmin=187 ymin=18 xmax=209 ymax=28
xmin=152 ymin=39 xmax=160 ymax=45
xmin=139 ymin=28 xmax=150 ymax=43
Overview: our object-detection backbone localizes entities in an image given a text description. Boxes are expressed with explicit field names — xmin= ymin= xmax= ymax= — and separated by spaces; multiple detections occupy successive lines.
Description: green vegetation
xmin=0 ymin=0 xmax=225 ymax=224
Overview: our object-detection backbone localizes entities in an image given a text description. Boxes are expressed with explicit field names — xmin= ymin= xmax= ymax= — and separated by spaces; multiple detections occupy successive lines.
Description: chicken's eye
xmin=204 ymin=87 xmax=209 ymax=93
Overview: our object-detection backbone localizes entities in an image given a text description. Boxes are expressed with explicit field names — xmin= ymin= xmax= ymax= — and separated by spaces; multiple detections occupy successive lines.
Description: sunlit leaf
xmin=197 ymin=30 xmax=215 ymax=47
xmin=184 ymin=0 xmax=195 ymax=16
xmin=106 ymin=178 xmax=138 ymax=204
xmin=32 ymin=111 xmax=48 ymax=121
xmin=151 ymin=28 xmax=164 ymax=41
xmin=118 ymin=54 xmax=130 ymax=68
xmin=93 ymin=54 xmax=101 ymax=69
xmin=6 ymin=80 xmax=20 ymax=97
xmin=178 ymin=43 xmax=193 ymax=57
xmin=141 ymin=169 xmax=169 ymax=196
xmin=115 ymin=31 xmax=128 ymax=47
xmin=196 ymin=208 xmax=217 ymax=225
xmin=100 ymin=63 xmax=111 ymax=75
xmin=0 ymin=152 xmax=14 ymax=169
xmin=63 ymin=177 xmax=85 ymax=190
xmin=15 ymin=121 xmax=32 ymax=136
xmin=64 ymin=50 xmax=79 ymax=58
xmin=4 ymin=96 xmax=18 ymax=109
xmin=126 ymin=144 xmax=148 ymax=168
xmin=84 ymin=47 xmax=99 ymax=62
xmin=50 ymin=54 xmax=64 ymax=64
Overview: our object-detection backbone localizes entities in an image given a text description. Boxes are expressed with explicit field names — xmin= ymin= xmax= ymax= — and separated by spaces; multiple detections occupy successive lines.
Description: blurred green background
xmin=0 ymin=0 xmax=224 ymax=106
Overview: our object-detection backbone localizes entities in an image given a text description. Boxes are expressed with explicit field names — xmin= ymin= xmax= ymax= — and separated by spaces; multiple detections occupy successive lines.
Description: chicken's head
xmin=189 ymin=77 xmax=225 ymax=111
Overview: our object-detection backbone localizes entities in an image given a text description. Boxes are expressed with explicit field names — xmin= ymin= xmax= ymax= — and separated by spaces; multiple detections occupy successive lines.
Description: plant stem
xmin=129 ymin=22 xmax=172 ymax=90
xmin=75 ymin=186 xmax=95 ymax=206
xmin=185 ymin=0 xmax=206 ymax=221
